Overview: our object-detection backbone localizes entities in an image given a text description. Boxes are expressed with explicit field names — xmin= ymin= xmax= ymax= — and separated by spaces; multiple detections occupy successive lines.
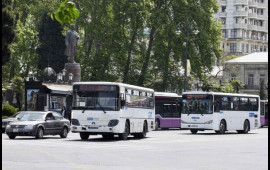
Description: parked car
xmin=2 ymin=112 xmax=25 ymax=133
xmin=5 ymin=111 xmax=71 ymax=139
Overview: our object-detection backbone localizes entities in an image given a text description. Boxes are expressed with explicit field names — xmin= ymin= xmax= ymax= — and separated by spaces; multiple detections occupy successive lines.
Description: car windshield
xmin=20 ymin=113 xmax=46 ymax=121
xmin=12 ymin=113 xmax=24 ymax=119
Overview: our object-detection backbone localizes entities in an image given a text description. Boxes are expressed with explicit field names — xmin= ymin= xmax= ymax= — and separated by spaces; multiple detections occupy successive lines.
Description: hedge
xmin=2 ymin=102 xmax=18 ymax=117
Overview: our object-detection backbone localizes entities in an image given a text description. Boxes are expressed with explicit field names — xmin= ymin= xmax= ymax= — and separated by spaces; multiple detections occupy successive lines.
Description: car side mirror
xmin=121 ymin=100 xmax=126 ymax=107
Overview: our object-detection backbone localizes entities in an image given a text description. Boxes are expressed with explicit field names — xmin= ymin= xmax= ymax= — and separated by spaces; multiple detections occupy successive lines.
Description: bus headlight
xmin=181 ymin=121 xmax=187 ymax=124
xmin=204 ymin=120 xmax=213 ymax=124
xmin=108 ymin=120 xmax=119 ymax=127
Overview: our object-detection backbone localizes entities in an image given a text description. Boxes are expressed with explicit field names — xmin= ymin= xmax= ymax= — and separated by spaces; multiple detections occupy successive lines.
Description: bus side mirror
xmin=121 ymin=100 xmax=126 ymax=107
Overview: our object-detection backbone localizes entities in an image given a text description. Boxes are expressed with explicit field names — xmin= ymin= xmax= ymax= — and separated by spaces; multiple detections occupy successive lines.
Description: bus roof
xmin=182 ymin=91 xmax=260 ymax=98
xmin=155 ymin=92 xmax=181 ymax=97
xmin=73 ymin=81 xmax=154 ymax=92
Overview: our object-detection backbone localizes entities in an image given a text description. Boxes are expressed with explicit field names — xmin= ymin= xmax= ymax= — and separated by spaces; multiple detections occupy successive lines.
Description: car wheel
xmin=190 ymin=129 xmax=198 ymax=134
xmin=119 ymin=121 xmax=130 ymax=140
xmin=35 ymin=127 xmax=44 ymax=139
xmin=80 ymin=132 xmax=90 ymax=140
xmin=8 ymin=134 xmax=16 ymax=139
xmin=60 ymin=127 xmax=68 ymax=138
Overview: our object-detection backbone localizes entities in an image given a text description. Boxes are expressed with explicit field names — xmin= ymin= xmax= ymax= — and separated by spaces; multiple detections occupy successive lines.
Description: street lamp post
xmin=177 ymin=20 xmax=199 ymax=92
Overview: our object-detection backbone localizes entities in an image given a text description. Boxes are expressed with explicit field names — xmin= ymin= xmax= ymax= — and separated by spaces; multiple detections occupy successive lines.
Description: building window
xmin=231 ymin=29 xmax=237 ymax=38
xmin=230 ymin=43 xmax=237 ymax=53
xmin=260 ymin=45 xmax=263 ymax=52
xmin=241 ymin=44 xmax=245 ymax=52
xmin=223 ymin=30 xmax=227 ymax=38
xmin=221 ymin=6 xmax=226 ymax=12
xmin=246 ymin=44 xmax=249 ymax=53
xmin=251 ymin=44 xmax=255 ymax=52
xmin=230 ymin=74 xmax=237 ymax=81
xmin=260 ymin=74 xmax=265 ymax=83
xmin=264 ymin=46 xmax=267 ymax=52
xmin=248 ymin=74 xmax=254 ymax=86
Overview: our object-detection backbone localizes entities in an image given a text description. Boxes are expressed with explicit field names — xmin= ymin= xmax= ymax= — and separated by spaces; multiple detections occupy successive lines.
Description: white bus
xmin=181 ymin=92 xmax=260 ymax=134
xmin=71 ymin=82 xmax=155 ymax=140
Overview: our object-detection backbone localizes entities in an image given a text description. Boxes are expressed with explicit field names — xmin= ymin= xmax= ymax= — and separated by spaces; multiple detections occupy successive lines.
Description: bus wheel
xmin=80 ymin=132 xmax=90 ymax=140
xmin=190 ymin=129 xmax=198 ymax=134
xmin=243 ymin=120 xmax=250 ymax=134
xmin=155 ymin=119 xmax=160 ymax=130
xmin=216 ymin=120 xmax=226 ymax=134
xmin=119 ymin=121 xmax=130 ymax=140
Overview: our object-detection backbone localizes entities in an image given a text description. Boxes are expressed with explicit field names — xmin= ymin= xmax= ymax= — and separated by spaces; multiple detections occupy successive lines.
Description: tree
xmin=36 ymin=13 xmax=68 ymax=74
xmin=11 ymin=76 xmax=24 ymax=111
xmin=259 ymin=80 xmax=267 ymax=100
xmin=2 ymin=0 xmax=16 ymax=65
xmin=231 ymin=79 xmax=244 ymax=93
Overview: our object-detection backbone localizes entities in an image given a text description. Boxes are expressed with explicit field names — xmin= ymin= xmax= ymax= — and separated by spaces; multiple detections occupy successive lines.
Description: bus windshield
xmin=72 ymin=85 xmax=119 ymax=111
xmin=182 ymin=94 xmax=213 ymax=114
xmin=155 ymin=98 xmax=181 ymax=118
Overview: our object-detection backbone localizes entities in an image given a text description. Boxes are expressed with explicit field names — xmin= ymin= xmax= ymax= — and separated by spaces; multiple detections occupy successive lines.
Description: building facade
xmin=222 ymin=52 xmax=268 ymax=95
xmin=216 ymin=0 xmax=268 ymax=57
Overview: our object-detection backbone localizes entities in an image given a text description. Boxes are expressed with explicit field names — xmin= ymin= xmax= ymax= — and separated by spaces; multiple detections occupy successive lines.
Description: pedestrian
xmin=61 ymin=106 xmax=66 ymax=118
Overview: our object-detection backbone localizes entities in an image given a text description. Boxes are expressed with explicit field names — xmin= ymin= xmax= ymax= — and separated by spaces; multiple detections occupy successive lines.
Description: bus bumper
xmin=181 ymin=123 xmax=213 ymax=130
xmin=71 ymin=125 xmax=119 ymax=134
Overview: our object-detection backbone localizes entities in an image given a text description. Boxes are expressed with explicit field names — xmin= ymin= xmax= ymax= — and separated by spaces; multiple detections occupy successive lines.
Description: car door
xmin=52 ymin=112 xmax=63 ymax=134
xmin=44 ymin=113 xmax=57 ymax=135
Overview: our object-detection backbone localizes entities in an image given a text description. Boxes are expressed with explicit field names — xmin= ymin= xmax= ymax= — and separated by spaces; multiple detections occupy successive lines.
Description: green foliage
xmin=230 ymin=79 xmax=244 ymax=93
xmin=37 ymin=13 xmax=68 ymax=74
xmin=224 ymin=81 xmax=234 ymax=93
xmin=2 ymin=0 xmax=16 ymax=65
xmin=259 ymin=80 xmax=267 ymax=100
xmin=53 ymin=0 xmax=80 ymax=24
xmin=11 ymin=76 xmax=24 ymax=111
xmin=2 ymin=102 xmax=17 ymax=117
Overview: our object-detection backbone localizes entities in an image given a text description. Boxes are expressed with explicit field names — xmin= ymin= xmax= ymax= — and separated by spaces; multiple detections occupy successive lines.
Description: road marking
xmin=34 ymin=148 xmax=89 ymax=170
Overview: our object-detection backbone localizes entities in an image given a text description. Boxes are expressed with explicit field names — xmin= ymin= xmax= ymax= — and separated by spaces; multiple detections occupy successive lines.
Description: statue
xmin=64 ymin=25 xmax=80 ymax=63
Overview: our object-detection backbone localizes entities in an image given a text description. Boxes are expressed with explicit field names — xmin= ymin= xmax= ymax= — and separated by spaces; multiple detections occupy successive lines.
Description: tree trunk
xmin=161 ymin=38 xmax=172 ymax=92
xmin=138 ymin=27 xmax=156 ymax=86
xmin=123 ymin=29 xmax=137 ymax=83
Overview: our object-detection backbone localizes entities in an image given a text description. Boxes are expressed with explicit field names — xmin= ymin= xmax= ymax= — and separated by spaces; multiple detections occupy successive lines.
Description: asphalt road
xmin=2 ymin=127 xmax=268 ymax=170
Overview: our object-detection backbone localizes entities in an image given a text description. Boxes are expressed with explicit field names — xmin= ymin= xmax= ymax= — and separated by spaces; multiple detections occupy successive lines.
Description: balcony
xmin=219 ymin=12 xmax=227 ymax=17
xmin=235 ymin=0 xmax=248 ymax=5
xmin=257 ymin=14 xmax=267 ymax=20
xmin=233 ymin=23 xmax=248 ymax=29
xmin=248 ymin=1 xmax=258 ymax=7
xmin=257 ymin=26 xmax=268 ymax=33
xmin=234 ymin=11 xmax=248 ymax=17
xmin=244 ymin=85 xmax=259 ymax=90
xmin=248 ymin=24 xmax=257 ymax=30
xmin=248 ymin=13 xmax=257 ymax=18
xmin=257 ymin=2 xmax=267 ymax=8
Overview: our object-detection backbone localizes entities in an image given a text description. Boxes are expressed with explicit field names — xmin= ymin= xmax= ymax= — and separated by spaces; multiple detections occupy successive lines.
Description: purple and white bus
xmin=154 ymin=92 xmax=182 ymax=130
xmin=260 ymin=100 xmax=268 ymax=127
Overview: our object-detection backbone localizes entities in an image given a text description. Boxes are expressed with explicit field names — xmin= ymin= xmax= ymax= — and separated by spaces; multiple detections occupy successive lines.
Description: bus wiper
xmin=97 ymin=101 xmax=106 ymax=114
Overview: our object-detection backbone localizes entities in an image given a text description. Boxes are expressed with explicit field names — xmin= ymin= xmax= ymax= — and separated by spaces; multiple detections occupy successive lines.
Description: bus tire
xmin=119 ymin=121 xmax=130 ymax=140
xmin=80 ymin=132 xmax=90 ymax=140
xmin=155 ymin=119 xmax=160 ymax=130
xmin=243 ymin=120 xmax=250 ymax=134
xmin=216 ymin=120 xmax=226 ymax=134
xmin=190 ymin=129 xmax=198 ymax=134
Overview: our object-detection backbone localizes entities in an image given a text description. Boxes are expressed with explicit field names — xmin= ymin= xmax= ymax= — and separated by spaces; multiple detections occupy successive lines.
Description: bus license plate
xmin=88 ymin=127 xmax=98 ymax=129
xmin=191 ymin=125 xmax=198 ymax=128
xmin=13 ymin=129 xmax=19 ymax=132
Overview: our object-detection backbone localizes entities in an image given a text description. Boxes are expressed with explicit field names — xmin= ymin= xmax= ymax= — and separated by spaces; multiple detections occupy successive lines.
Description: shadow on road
xmin=180 ymin=132 xmax=258 ymax=136
xmin=66 ymin=136 xmax=151 ymax=143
